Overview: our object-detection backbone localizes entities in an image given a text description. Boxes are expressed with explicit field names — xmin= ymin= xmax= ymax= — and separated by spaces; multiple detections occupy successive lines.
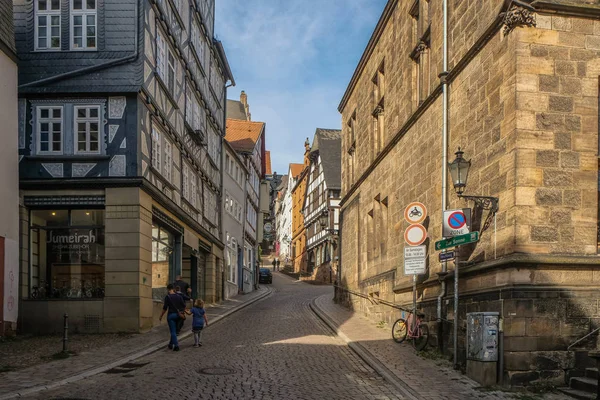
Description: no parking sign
xmin=442 ymin=209 xmax=472 ymax=238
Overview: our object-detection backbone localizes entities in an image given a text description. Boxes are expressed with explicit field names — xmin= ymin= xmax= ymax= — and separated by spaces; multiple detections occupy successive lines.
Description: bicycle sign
xmin=404 ymin=202 xmax=427 ymax=224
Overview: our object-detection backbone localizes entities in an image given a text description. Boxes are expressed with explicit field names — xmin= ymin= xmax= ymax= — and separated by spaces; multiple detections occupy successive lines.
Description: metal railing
xmin=334 ymin=284 xmax=454 ymax=324
xmin=568 ymin=327 xmax=600 ymax=351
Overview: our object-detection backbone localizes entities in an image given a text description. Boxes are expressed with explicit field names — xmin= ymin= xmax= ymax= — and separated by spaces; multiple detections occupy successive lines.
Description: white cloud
xmin=216 ymin=0 xmax=387 ymax=172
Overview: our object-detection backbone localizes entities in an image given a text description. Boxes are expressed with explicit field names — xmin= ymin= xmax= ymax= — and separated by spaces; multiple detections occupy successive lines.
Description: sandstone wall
xmin=338 ymin=1 xmax=600 ymax=386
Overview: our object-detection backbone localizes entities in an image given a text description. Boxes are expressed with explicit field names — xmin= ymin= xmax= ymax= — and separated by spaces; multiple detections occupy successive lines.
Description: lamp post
xmin=448 ymin=148 xmax=499 ymax=232
xmin=319 ymin=209 xmax=339 ymax=291
xmin=447 ymin=147 xmax=500 ymax=370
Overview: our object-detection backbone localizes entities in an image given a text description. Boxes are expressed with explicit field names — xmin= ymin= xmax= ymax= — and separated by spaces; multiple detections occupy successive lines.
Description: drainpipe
xmin=437 ymin=0 xmax=450 ymax=352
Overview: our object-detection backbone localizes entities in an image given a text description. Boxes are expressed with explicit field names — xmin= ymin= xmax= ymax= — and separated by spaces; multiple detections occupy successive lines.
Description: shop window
xmin=29 ymin=209 xmax=105 ymax=299
xmin=152 ymin=224 xmax=174 ymax=301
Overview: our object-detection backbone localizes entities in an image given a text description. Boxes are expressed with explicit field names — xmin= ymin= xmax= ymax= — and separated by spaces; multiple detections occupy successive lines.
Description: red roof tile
xmin=265 ymin=151 xmax=272 ymax=175
xmin=225 ymin=119 xmax=264 ymax=153
xmin=289 ymin=163 xmax=304 ymax=178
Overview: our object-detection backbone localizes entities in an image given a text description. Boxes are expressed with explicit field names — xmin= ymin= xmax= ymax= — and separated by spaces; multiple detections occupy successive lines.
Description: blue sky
xmin=215 ymin=0 xmax=388 ymax=175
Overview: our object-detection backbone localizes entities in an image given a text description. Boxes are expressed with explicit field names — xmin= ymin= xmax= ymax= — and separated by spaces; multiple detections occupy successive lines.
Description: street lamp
xmin=318 ymin=209 xmax=339 ymax=286
xmin=319 ymin=209 xmax=329 ymax=230
xmin=448 ymin=147 xmax=499 ymax=233
xmin=447 ymin=147 xmax=470 ymax=196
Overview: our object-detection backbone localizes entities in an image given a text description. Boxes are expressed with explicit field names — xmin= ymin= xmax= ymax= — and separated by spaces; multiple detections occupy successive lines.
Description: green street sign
xmin=435 ymin=231 xmax=480 ymax=251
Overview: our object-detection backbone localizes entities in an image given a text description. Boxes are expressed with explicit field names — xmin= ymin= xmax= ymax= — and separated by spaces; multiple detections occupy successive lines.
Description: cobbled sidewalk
xmin=0 ymin=287 xmax=270 ymax=399
xmin=312 ymin=294 xmax=565 ymax=400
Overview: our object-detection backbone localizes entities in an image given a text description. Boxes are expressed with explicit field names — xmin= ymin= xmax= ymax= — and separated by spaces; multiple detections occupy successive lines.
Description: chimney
xmin=240 ymin=91 xmax=251 ymax=121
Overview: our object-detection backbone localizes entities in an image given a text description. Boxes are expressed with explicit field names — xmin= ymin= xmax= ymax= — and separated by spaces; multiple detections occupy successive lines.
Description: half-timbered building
xmin=13 ymin=0 xmax=233 ymax=333
xmin=302 ymin=129 xmax=341 ymax=283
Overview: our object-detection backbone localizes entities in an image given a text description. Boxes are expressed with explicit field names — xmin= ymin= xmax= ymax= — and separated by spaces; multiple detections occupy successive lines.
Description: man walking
xmin=173 ymin=275 xmax=191 ymax=334
xmin=174 ymin=275 xmax=191 ymax=296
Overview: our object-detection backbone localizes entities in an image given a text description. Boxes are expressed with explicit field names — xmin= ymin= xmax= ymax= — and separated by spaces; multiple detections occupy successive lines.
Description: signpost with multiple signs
xmin=403 ymin=203 xmax=428 ymax=319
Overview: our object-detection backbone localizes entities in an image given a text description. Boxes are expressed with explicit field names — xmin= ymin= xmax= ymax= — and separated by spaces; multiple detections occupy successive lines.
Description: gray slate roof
xmin=277 ymin=175 xmax=289 ymax=192
xmin=227 ymin=99 xmax=248 ymax=120
xmin=0 ymin=0 xmax=15 ymax=55
xmin=311 ymin=128 xmax=342 ymax=190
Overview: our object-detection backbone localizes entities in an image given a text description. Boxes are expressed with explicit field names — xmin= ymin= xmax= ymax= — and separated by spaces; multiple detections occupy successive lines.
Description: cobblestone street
xmin=29 ymin=272 xmax=404 ymax=400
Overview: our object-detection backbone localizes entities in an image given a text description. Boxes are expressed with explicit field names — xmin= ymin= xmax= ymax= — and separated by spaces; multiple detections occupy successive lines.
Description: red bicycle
xmin=392 ymin=310 xmax=429 ymax=351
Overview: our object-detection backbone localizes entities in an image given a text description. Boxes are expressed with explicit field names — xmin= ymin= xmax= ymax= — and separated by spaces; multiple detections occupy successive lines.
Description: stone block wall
xmin=338 ymin=0 xmax=600 ymax=388
xmin=513 ymin=17 xmax=599 ymax=255
xmin=104 ymin=187 xmax=152 ymax=332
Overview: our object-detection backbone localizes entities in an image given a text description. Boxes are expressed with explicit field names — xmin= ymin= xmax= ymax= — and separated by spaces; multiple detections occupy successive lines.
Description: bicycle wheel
xmin=392 ymin=318 xmax=408 ymax=343
xmin=413 ymin=323 xmax=429 ymax=351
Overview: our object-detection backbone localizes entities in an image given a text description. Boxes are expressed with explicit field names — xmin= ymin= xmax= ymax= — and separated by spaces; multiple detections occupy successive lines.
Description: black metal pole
xmin=63 ymin=313 xmax=69 ymax=353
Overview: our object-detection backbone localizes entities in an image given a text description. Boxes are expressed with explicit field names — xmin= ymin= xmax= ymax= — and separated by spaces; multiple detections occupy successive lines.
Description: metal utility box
xmin=467 ymin=312 xmax=499 ymax=362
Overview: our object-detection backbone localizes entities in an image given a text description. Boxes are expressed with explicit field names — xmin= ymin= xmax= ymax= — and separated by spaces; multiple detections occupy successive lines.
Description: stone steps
xmin=585 ymin=367 xmax=598 ymax=380
xmin=558 ymin=388 xmax=596 ymax=400
xmin=570 ymin=376 xmax=597 ymax=393
xmin=560 ymin=372 xmax=598 ymax=399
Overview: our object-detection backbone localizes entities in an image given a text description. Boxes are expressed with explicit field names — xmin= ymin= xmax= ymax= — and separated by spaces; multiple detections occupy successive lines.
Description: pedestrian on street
xmin=159 ymin=284 xmax=186 ymax=352
xmin=191 ymin=299 xmax=208 ymax=347
xmin=271 ymin=258 xmax=276 ymax=270
xmin=276 ymin=259 xmax=280 ymax=271
xmin=175 ymin=286 xmax=191 ymax=335
xmin=173 ymin=275 xmax=192 ymax=296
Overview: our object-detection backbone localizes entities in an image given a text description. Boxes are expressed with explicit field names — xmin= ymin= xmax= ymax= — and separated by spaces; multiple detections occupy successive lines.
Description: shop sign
xmin=46 ymin=228 xmax=104 ymax=263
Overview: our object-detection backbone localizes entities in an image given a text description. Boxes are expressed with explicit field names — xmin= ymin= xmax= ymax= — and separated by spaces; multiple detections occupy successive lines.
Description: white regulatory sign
xmin=264 ymin=223 xmax=273 ymax=233
xmin=404 ymin=258 xmax=426 ymax=275
xmin=404 ymin=245 xmax=426 ymax=259
xmin=442 ymin=208 xmax=471 ymax=238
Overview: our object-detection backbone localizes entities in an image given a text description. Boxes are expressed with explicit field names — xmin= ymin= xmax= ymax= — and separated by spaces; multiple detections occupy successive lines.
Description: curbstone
xmin=310 ymin=297 xmax=420 ymax=400
xmin=0 ymin=287 xmax=272 ymax=400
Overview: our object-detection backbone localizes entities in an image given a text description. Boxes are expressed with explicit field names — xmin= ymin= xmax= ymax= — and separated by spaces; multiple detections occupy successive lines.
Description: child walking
xmin=191 ymin=299 xmax=208 ymax=347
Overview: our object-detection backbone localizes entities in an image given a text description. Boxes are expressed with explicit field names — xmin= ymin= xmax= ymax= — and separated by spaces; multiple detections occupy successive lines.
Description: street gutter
xmin=0 ymin=287 xmax=272 ymax=400
xmin=310 ymin=298 xmax=420 ymax=400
